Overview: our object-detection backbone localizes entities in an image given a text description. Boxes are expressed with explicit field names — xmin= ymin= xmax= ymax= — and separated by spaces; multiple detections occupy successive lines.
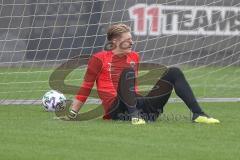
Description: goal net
xmin=0 ymin=0 xmax=240 ymax=105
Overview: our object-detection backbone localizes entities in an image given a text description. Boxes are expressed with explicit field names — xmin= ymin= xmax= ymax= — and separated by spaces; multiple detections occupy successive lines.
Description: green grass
xmin=0 ymin=67 xmax=85 ymax=99
xmin=0 ymin=66 xmax=240 ymax=99
xmin=0 ymin=103 xmax=239 ymax=160
xmin=0 ymin=66 xmax=240 ymax=159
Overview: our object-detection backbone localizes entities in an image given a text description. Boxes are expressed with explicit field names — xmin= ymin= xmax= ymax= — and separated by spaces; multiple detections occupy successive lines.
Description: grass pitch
xmin=0 ymin=103 xmax=239 ymax=160
xmin=1 ymin=66 xmax=240 ymax=99
xmin=0 ymin=66 xmax=240 ymax=160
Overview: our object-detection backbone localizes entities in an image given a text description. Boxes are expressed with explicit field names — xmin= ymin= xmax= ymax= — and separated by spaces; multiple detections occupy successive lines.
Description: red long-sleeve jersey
xmin=75 ymin=50 xmax=139 ymax=118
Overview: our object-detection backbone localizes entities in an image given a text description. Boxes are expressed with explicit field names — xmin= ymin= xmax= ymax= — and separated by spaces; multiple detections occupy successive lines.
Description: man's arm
xmin=68 ymin=55 xmax=103 ymax=119
xmin=71 ymin=99 xmax=84 ymax=113
xmin=68 ymin=99 xmax=84 ymax=119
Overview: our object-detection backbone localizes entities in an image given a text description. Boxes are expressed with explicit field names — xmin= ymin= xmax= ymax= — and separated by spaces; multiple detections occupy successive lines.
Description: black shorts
xmin=109 ymin=78 xmax=173 ymax=121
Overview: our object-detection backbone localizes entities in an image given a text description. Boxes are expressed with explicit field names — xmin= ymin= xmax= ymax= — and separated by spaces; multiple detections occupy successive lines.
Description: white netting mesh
xmin=0 ymin=0 xmax=240 ymax=103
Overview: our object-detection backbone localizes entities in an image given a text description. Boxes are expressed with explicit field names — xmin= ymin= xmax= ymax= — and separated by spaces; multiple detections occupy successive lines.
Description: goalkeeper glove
xmin=68 ymin=109 xmax=78 ymax=119
xmin=54 ymin=109 xmax=78 ymax=121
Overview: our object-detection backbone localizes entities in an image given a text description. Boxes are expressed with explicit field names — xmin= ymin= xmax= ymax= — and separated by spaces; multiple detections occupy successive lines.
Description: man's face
xmin=113 ymin=32 xmax=133 ymax=54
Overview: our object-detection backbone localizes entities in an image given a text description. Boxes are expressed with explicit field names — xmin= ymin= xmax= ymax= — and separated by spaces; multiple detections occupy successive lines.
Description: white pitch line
xmin=0 ymin=98 xmax=240 ymax=105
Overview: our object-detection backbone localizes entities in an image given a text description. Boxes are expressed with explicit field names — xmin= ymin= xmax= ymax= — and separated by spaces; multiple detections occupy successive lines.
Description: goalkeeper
xmin=67 ymin=23 xmax=220 ymax=125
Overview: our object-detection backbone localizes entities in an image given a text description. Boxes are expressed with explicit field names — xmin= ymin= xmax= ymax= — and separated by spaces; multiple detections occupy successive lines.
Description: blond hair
xmin=107 ymin=23 xmax=131 ymax=41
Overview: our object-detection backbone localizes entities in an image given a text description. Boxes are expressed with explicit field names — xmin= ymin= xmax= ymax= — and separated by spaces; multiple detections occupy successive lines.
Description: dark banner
xmin=26 ymin=0 xmax=105 ymax=60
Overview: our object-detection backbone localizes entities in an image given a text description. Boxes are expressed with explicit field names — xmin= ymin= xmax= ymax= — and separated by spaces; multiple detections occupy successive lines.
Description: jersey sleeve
xmin=75 ymin=55 xmax=103 ymax=102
